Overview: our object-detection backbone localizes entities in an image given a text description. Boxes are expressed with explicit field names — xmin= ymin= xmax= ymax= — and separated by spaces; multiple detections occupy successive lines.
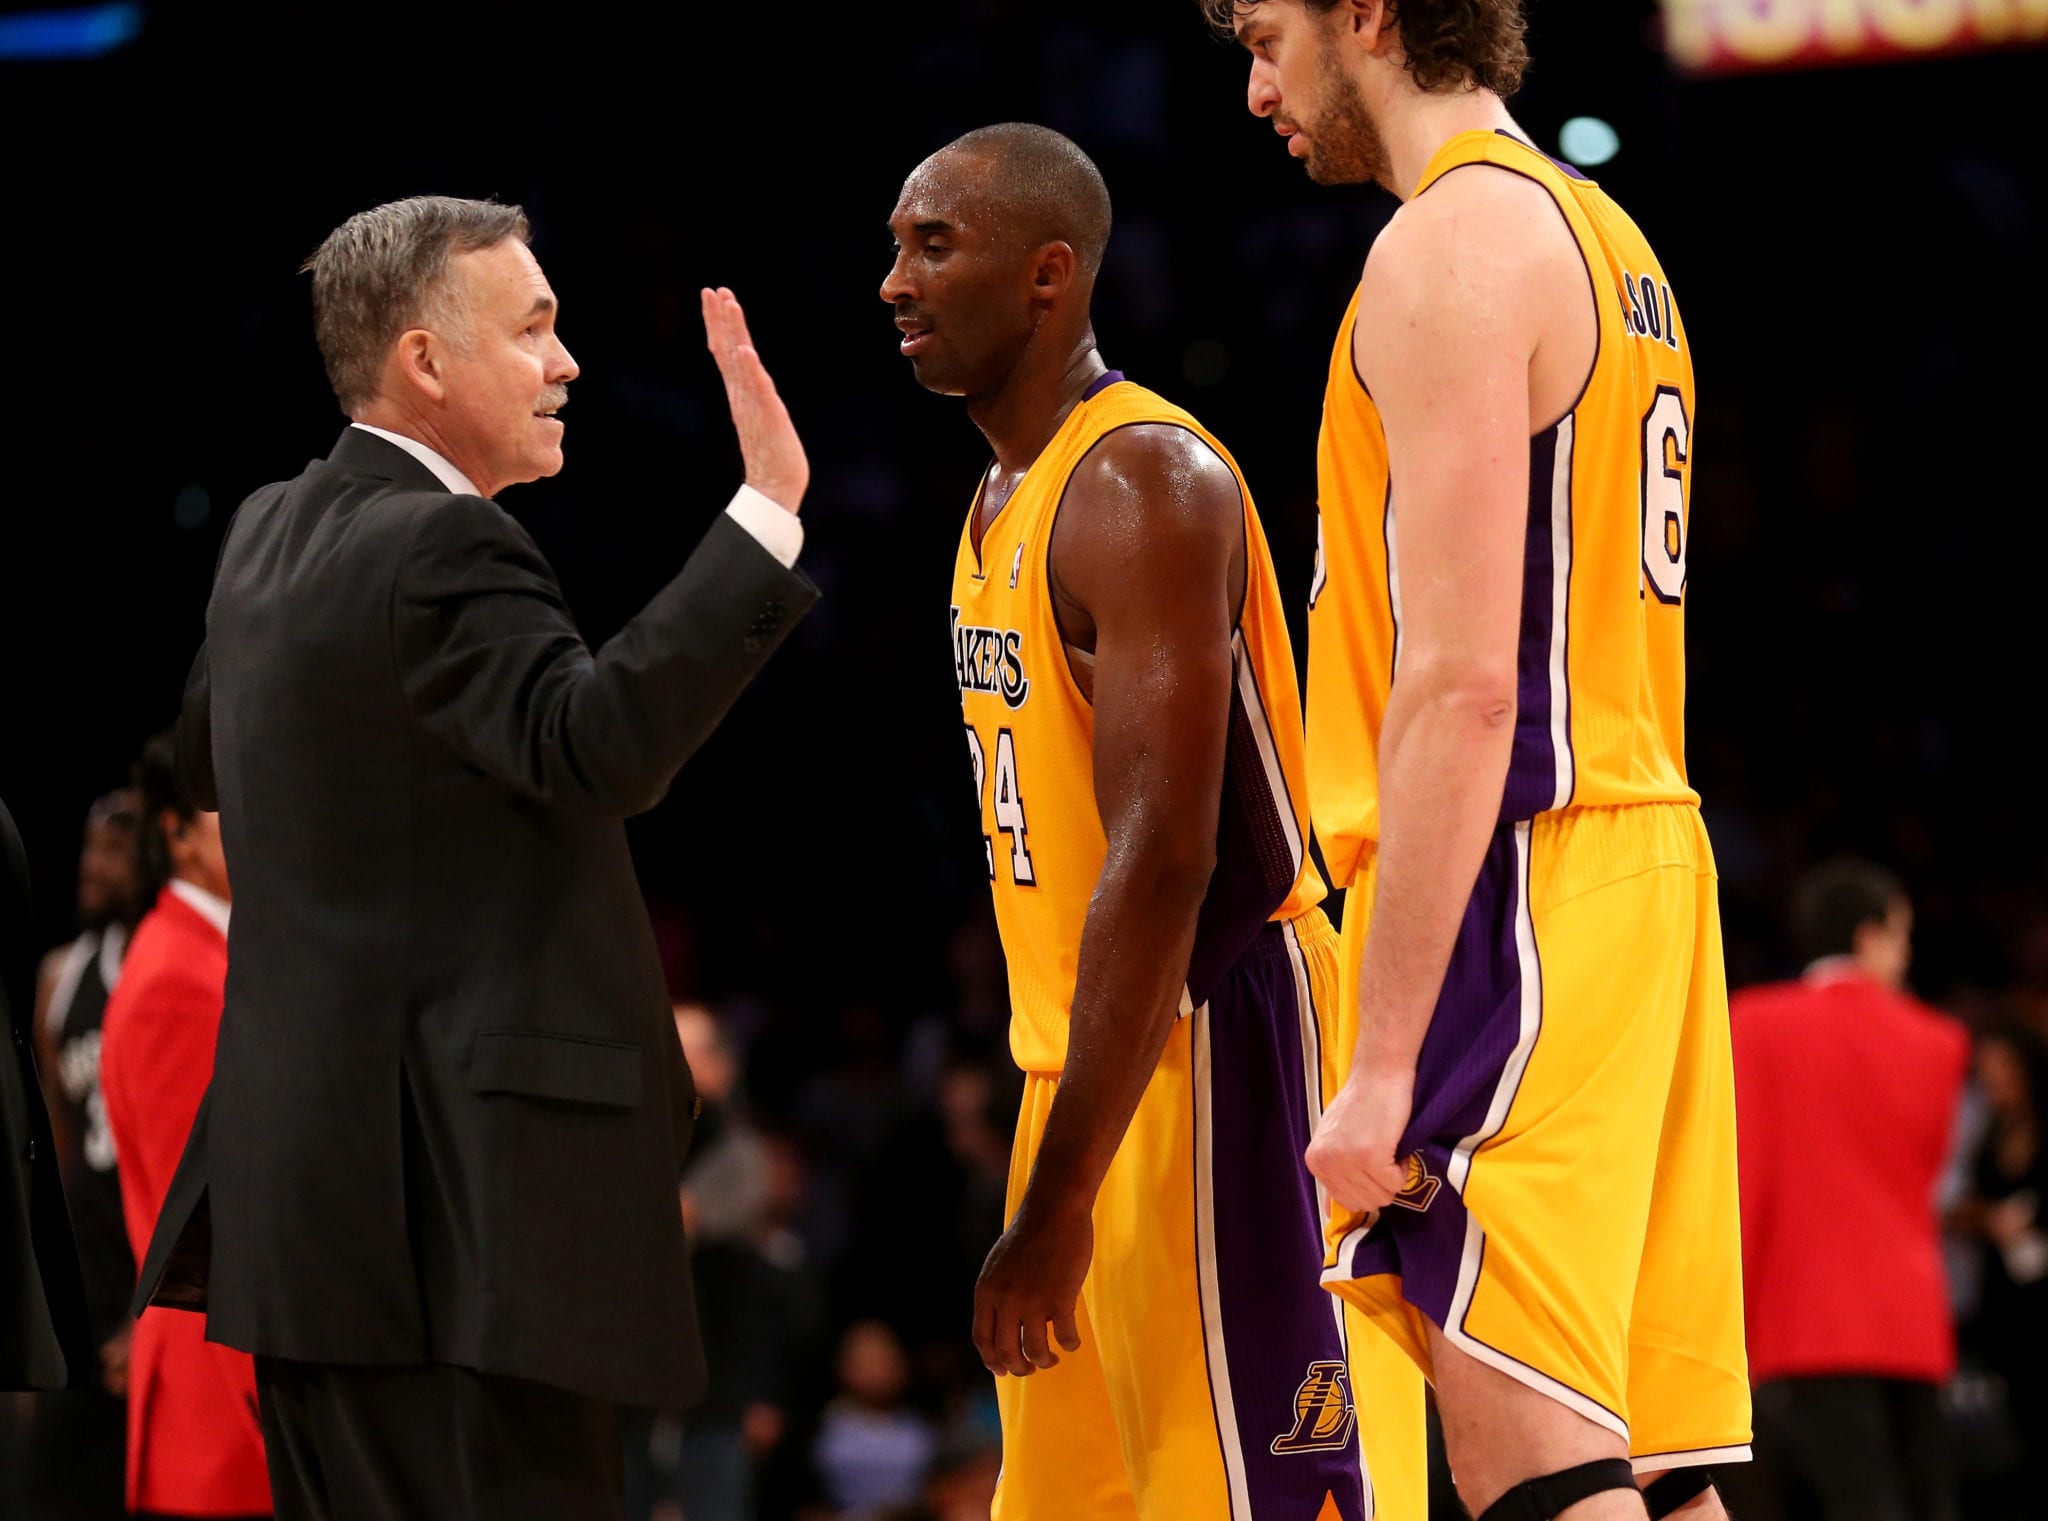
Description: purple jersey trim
xmin=1501 ymin=421 xmax=1565 ymax=822
xmin=1081 ymin=368 xmax=1126 ymax=400
xmin=1494 ymin=127 xmax=1584 ymax=180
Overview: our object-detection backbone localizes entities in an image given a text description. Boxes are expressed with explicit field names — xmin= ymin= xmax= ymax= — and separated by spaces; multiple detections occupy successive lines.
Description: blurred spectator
xmin=918 ymin=1435 xmax=999 ymax=1521
xmin=1725 ymin=858 xmax=1970 ymax=1521
xmin=3 ymin=790 xmax=95 ymax=1393
xmin=99 ymin=733 xmax=270 ymax=1519
xmin=629 ymin=1003 xmax=820 ymax=1521
xmin=1951 ymin=1022 xmax=2048 ymax=1507
xmin=20 ymin=787 xmax=144 ymax=1519
xmin=811 ymin=1321 xmax=935 ymax=1518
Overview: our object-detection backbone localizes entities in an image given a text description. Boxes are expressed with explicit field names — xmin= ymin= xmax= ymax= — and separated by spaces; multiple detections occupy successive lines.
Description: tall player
xmin=883 ymin=124 xmax=1424 ymax=1521
xmin=1205 ymin=3 xmax=1749 ymax=1519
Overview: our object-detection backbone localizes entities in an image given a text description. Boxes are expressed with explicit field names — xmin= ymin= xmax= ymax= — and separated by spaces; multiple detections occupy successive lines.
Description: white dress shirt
xmin=348 ymin=423 xmax=803 ymax=569
xmin=167 ymin=878 xmax=232 ymax=938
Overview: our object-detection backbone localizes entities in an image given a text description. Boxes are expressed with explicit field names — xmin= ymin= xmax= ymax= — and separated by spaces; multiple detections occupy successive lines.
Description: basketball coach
xmin=131 ymin=196 xmax=818 ymax=1518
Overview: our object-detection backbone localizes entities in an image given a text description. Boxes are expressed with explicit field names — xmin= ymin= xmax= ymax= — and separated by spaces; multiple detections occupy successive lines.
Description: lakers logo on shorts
xmin=1270 ymin=1360 xmax=1356 ymax=1455
xmin=1391 ymin=1151 xmax=1440 ymax=1213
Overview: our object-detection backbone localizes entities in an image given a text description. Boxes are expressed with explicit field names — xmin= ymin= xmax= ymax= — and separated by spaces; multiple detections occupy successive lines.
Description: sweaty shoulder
xmin=1049 ymin=420 xmax=1245 ymax=639
xmin=1063 ymin=421 xmax=1241 ymax=544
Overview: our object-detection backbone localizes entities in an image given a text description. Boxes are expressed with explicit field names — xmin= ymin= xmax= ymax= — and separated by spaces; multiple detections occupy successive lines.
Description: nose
xmin=880 ymin=248 xmax=916 ymax=306
xmin=1247 ymin=57 xmax=1279 ymax=119
xmin=550 ymin=333 xmax=579 ymax=385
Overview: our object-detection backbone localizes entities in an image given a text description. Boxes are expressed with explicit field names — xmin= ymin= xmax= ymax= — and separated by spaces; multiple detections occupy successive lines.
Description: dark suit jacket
xmin=134 ymin=426 xmax=817 ymax=1410
xmin=1 ymin=797 xmax=93 ymax=1390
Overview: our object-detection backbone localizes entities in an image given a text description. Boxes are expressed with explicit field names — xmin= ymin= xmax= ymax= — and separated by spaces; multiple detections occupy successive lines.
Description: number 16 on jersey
xmin=965 ymin=724 xmax=1036 ymax=885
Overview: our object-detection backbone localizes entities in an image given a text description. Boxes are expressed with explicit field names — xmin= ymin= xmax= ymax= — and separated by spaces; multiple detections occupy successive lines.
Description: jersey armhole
xmin=1044 ymin=422 xmax=1251 ymax=706
xmin=1412 ymin=159 xmax=1603 ymax=434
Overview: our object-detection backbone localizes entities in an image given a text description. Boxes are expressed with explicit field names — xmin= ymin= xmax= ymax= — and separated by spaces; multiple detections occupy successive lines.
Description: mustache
xmin=536 ymin=385 xmax=570 ymax=412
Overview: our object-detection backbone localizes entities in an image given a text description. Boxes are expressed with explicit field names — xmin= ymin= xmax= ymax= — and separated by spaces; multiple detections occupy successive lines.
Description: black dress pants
xmin=253 ymin=1358 xmax=622 ymax=1521
xmin=1716 ymin=1375 xmax=1958 ymax=1521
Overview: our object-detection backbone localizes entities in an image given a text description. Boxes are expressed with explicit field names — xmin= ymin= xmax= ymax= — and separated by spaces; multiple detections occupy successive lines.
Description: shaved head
xmin=915 ymin=123 xmax=1113 ymax=277
xmin=882 ymin=122 xmax=1110 ymax=398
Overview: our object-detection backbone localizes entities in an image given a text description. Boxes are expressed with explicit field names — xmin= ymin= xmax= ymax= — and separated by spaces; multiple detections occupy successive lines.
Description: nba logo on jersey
xmin=1270 ymin=1361 xmax=1357 ymax=1455
xmin=1009 ymin=542 xmax=1025 ymax=589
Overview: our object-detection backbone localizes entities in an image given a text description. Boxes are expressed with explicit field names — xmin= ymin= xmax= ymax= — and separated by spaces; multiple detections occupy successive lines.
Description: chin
xmin=908 ymin=360 xmax=971 ymax=399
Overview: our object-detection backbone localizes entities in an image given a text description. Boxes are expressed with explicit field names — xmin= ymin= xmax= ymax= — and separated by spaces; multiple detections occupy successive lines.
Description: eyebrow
xmin=524 ymin=295 xmax=556 ymax=319
xmin=913 ymin=219 xmax=955 ymax=237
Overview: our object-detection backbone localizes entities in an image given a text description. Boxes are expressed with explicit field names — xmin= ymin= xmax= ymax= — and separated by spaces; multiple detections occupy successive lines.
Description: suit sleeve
xmin=176 ymin=644 xmax=218 ymax=812
xmin=393 ymin=495 xmax=819 ymax=816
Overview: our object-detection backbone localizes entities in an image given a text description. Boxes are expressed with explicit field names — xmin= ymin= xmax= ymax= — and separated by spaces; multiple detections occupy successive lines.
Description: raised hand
xmin=700 ymin=286 xmax=809 ymax=514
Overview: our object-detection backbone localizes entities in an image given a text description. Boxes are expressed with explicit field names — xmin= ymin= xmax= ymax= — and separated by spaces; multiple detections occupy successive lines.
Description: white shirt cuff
xmin=724 ymin=485 xmax=804 ymax=569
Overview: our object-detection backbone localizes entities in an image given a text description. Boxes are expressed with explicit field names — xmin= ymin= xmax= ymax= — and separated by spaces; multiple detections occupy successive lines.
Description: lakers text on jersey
xmin=952 ymin=373 xmax=1426 ymax=1520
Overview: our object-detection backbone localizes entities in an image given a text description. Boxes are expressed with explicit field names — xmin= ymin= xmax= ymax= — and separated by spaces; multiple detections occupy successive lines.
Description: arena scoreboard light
xmin=1661 ymin=0 xmax=2048 ymax=72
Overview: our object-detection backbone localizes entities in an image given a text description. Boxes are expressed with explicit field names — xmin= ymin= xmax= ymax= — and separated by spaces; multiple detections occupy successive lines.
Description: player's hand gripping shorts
xmin=994 ymin=910 xmax=1426 ymax=1521
xmin=1323 ymin=802 xmax=1752 ymax=1472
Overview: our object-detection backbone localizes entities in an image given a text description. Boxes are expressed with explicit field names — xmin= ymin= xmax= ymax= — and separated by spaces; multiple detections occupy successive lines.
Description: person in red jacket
xmin=100 ymin=734 xmax=269 ymax=1520
xmin=1722 ymin=858 xmax=1969 ymax=1521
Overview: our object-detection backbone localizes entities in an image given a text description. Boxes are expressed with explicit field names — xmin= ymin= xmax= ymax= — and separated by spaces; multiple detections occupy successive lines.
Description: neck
xmin=1374 ymin=81 xmax=1518 ymax=201
xmin=965 ymin=324 xmax=1106 ymax=475
xmin=355 ymin=400 xmax=497 ymax=498
xmin=174 ymin=869 xmax=230 ymax=906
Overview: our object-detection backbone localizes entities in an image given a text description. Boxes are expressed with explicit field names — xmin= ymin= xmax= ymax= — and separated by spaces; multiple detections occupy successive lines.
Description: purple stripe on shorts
xmin=1205 ymin=924 xmax=1369 ymax=1520
xmin=1500 ymin=424 xmax=1561 ymax=823
xmin=1340 ymin=827 xmax=1526 ymax=1331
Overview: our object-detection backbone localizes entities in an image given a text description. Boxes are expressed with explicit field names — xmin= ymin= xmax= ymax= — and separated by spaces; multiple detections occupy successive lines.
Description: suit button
xmin=22 ymin=1138 xmax=34 ymax=1163
xmin=742 ymin=635 xmax=762 ymax=655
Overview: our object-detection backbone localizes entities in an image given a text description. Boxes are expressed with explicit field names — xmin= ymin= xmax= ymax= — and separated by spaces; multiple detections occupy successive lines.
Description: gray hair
xmin=301 ymin=195 xmax=530 ymax=413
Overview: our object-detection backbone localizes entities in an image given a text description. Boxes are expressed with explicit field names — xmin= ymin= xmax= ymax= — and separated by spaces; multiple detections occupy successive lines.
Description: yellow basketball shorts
xmin=1322 ymin=802 xmax=1751 ymax=1472
xmin=994 ymin=911 xmax=1426 ymax=1521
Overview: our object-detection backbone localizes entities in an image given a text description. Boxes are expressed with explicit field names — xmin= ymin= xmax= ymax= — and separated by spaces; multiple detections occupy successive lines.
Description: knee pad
xmin=1642 ymin=1467 xmax=1715 ymax=1518
xmin=1477 ymin=1457 xmax=1638 ymax=1521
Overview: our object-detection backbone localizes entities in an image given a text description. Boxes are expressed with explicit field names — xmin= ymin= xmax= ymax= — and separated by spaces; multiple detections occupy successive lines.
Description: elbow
xmin=1403 ymin=658 xmax=1519 ymax=732
xmin=1106 ymin=840 xmax=1217 ymax=918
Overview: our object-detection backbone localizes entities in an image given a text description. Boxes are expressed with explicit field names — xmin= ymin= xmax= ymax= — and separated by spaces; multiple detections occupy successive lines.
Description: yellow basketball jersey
xmin=1307 ymin=129 xmax=1699 ymax=889
xmin=951 ymin=374 xmax=1326 ymax=1074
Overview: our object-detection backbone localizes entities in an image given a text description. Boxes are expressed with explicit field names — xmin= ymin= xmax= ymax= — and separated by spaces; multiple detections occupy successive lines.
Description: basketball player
xmin=883 ymin=124 xmax=1423 ymax=1521
xmin=1206 ymin=3 xmax=1749 ymax=1519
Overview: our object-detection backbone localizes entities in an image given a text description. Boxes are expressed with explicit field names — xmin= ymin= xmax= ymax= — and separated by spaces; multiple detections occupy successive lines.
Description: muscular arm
xmin=1308 ymin=171 xmax=1586 ymax=1209
xmin=972 ymin=423 xmax=1246 ymax=1377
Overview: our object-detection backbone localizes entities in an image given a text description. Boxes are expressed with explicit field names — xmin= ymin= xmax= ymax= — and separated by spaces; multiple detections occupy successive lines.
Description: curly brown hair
xmin=1200 ymin=0 xmax=1529 ymax=98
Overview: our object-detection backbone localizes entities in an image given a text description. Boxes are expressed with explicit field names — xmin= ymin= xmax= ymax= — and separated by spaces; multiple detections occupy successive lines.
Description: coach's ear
xmin=1028 ymin=240 xmax=1078 ymax=305
xmin=388 ymin=327 xmax=450 ymax=405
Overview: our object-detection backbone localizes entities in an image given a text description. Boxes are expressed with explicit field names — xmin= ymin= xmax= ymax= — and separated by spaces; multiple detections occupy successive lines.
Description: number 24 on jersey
xmin=965 ymin=724 xmax=1036 ymax=885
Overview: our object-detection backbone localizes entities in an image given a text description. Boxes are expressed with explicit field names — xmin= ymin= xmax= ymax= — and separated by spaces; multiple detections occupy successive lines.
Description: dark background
xmin=5 ymin=2 xmax=2046 ymax=1517
xmin=7 ymin=3 xmax=2044 ymax=1021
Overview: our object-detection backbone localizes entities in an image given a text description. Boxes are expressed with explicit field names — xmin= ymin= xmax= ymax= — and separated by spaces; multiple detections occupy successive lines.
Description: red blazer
xmin=1731 ymin=965 xmax=1970 ymax=1385
xmin=101 ymin=886 xmax=271 ymax=1516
